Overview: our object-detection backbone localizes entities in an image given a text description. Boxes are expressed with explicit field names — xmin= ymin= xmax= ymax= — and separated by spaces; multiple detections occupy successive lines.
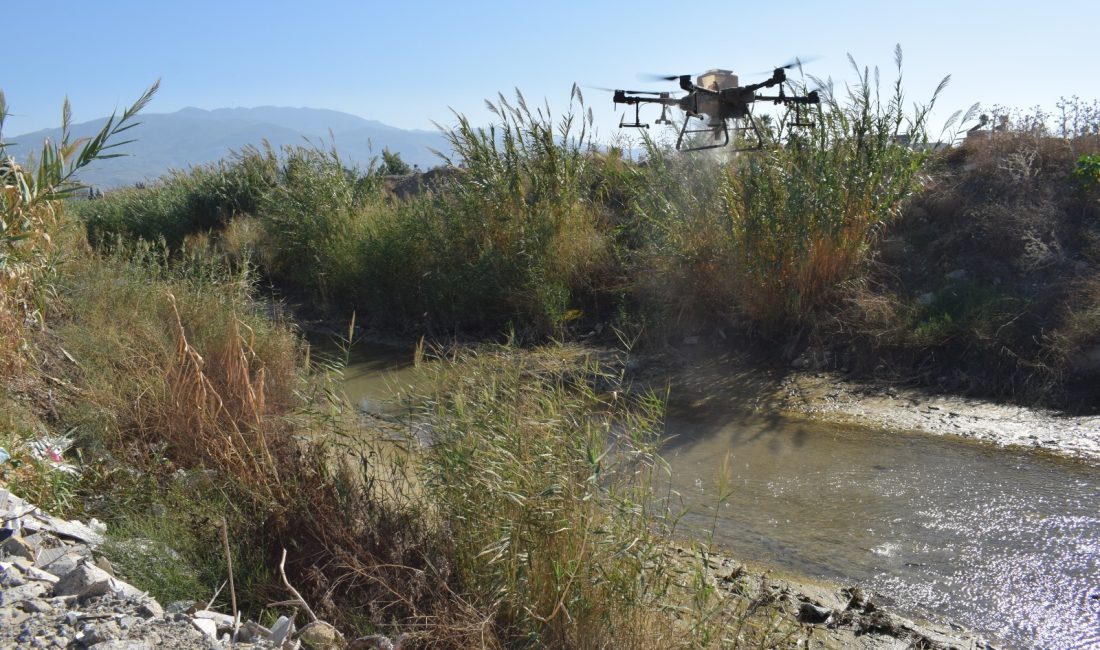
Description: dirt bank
xmin=778 ymin=371 xmax=1100 ymax=464
xmin=627 ymin=342 xmax=1100 ymax=464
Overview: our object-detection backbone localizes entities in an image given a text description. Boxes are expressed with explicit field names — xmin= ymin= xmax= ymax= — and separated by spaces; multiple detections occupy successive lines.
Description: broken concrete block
xmin=194 ymin=609 xmax=234 ymax=627
xmin=41 ymin=552 xmax=83 ymax=578
xmin=137 ymin=599 xmax=164 ymax=619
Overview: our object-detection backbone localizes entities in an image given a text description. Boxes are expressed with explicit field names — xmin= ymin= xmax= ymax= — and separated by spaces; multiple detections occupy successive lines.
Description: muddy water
xmin=337 ymin=342 xmax=421 ymax=417
xmin=340 ymin=345 xmax=1100 ymax=649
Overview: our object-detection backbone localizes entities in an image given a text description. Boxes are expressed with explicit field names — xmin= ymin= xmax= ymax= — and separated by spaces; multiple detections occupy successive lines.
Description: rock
xmin=1 ymin=534 xmax=36 ymax=560
xmin=78 ymin=622 xmax=116 ymax=646
xmin=165 ymin=600 xmax=196 ymax=615
xmin=0 ymin=581 xmax=48 ymax=605
xmin=682 ymin=335 xmax=700 ymax=345
xmin=350 ymin=635 xmax=396 ymax=650
xmin=843 ymin=586 xmax=875 ymax=611
xmin=191 ymin=617 xmax=218 ymax=639
xmin=137 ymin=599 xmax=163 ymax=619
xmin=298 ymin=620 xmax=346 ymax=650
xmin=20 ymin=598 xmax=53 ymax=613
xmin=269 ymin=615 xmax=294 ymax=645
xmin=95 ymin=556 xmax=116 ymax=576
xmin=946 ymin=268 xmax=967 ymax=281
xmin=1 ymin=561 xmax=27 ymax=587
xmin=53 ymin=562 xmax=113 ymax=600
xmin=916 ymin=291 xmax=936 ymax=307
xmin=797 ymin=601 xmax=833 ymax=624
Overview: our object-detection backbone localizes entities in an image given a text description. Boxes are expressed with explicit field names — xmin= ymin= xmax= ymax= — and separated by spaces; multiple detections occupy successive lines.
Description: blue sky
xmin=4 ymin=1 xmax=1097 ymax=142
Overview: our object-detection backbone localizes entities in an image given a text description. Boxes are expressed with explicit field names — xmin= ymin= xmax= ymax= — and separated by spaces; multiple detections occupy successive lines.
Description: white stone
xmin=191 ymin=617 xmax=218 ymax=639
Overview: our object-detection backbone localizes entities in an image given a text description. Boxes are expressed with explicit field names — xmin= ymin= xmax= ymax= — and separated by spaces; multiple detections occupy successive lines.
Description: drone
xmin=610 ymin=60 xmax=821 ymax=152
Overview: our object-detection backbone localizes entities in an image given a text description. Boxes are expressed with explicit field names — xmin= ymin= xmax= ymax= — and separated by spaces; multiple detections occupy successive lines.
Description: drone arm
xmin=755 ymin=90 xmax=820 ymax=105
xmin=612 ymin=92 xmax=680 ymax=106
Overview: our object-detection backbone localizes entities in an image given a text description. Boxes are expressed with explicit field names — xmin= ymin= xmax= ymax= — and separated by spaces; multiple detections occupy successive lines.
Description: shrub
xmin=80 ymin=144 xmax=279 ymax=249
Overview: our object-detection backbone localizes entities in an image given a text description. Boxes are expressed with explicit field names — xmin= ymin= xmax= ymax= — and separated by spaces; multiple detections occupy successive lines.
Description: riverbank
xmin=662 ymin=546 xmax=998 ymax=650
xmin=622 ymin=341 xmax=1100 ymax=464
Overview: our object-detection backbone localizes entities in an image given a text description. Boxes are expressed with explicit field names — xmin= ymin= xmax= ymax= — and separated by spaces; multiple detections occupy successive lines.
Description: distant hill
xmin=6 ymin=106 xmax=453 ymax=188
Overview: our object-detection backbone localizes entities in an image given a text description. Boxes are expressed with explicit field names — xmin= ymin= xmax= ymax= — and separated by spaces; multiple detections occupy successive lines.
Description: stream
xmin=337 ymin=342 xmax=1100 ymax=649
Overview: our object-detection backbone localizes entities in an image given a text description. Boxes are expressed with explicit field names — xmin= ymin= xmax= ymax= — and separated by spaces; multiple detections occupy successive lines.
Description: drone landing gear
xmin=619 ymin=102 xmax=673 ymax=129
xmin=676 ymin=117 xmax=728 ymax=151
xmin=676 ymin=116 xmax=764 ymax=153
xmin=619 ymin=102 xmax=647 ymax=129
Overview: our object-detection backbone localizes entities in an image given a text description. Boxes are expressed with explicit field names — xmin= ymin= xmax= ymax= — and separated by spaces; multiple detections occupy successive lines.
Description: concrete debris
xmin=2 ymin=488 xmax=346 ymax=650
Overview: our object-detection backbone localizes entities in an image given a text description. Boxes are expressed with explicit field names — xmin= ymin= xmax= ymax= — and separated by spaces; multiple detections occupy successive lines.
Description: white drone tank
xmin=696 ymin=69 xmax=738 ymax=90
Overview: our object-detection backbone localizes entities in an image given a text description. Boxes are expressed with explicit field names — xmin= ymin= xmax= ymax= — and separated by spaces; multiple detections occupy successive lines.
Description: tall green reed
xmin=415 ymin=345 xmax=674 ymax=648
xmin=633 ymin=47 xmax=966 ymax=330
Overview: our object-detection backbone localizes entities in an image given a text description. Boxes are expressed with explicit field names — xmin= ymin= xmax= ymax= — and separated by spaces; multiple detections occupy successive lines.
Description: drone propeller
xmin=588 ymin=86 xmax=678 ymax=96
xmin=639 ymin=73 xmax=689 ymax=82
xmin=755 ymin=56 xmax=819 ymax=75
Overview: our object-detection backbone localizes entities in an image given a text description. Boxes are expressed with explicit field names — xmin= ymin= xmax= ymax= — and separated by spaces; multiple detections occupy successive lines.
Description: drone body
xmin=612 ymin=64 xmax=820 ymax=152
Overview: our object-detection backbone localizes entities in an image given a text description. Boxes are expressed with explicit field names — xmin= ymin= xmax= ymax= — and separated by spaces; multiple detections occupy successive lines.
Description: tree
xmin=377 ymin=147 xmax=411 ymax=176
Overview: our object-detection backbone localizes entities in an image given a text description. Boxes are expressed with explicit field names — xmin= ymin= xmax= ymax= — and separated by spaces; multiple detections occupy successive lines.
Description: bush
xmin=80 ymin=145 xmax=279 ymax=249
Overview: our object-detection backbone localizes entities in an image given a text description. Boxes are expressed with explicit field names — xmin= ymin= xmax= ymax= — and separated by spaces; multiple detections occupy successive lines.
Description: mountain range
xmin=6 ymin=106 xmax=453 ymax=188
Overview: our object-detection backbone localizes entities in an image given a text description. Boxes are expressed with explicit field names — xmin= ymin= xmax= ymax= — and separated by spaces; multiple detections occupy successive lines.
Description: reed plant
xmin=726 ymin=48 xmax=960 ymax=326
xmin=412 ymin=344 xmax=675 ymax=648
xmin=1 ymin=83 xmax=157 ymax=373
xmin=379 ymin=86 xmax=613 ymax=334
xmin=254 ymin=144 xmax=382 ymax=300
xmin=80 ymin=144 xmax=279 ymax=249
xmin=633 ymin=47 xmax=958 ymax=330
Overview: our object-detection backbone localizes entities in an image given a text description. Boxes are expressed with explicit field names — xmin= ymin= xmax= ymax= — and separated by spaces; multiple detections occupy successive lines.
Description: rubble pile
xmin=0 ymin=488 xmax=371 ymax=650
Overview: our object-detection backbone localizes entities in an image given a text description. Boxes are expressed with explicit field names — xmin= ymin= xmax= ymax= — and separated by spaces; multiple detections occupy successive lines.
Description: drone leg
xmin=676 ymin=117 xmax=730 ymax=152
xmin=730 ymin=113 xmax=765 ymax=153
xmin=675 ymin=117 xmax=691 ymax=151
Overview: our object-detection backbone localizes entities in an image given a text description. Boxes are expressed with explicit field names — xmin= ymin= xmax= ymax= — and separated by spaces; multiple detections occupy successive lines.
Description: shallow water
xmin=662 ymin=407 xmax=1100 ymax=649
xmin=336 ymin=342 xmax=420 ymax=417
xmin=341 ymin=344 xmax=1100 ymax=649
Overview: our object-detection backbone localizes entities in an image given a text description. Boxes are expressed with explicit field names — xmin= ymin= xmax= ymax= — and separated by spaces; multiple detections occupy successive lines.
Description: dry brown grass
xmin=157 ymin=293 xmax=286 ymax=502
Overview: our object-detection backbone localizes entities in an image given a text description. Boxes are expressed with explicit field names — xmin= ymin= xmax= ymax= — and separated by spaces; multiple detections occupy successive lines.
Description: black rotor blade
xmin=639 ymin=73 xmax=687 ymax=82
xmin=588 ymin=86 xmax=677 ymax=96
xmin=754 ymin=56 xmax=819 ymax=75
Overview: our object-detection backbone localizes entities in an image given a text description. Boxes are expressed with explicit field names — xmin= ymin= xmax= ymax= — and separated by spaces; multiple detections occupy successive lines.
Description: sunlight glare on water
xmin=661 ymin=408 xmax=1100 ymax=649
